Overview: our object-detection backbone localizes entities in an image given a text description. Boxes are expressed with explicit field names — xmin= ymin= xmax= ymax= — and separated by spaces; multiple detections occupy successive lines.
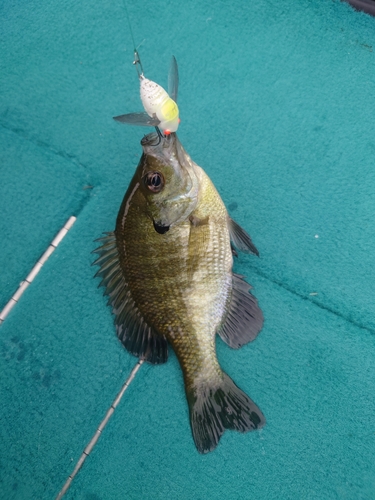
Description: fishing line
xmin=55 ymin=359 xmax=144 ymax=499
xmin=121 ymin=0 xmax=136 ymax=52
xmin=121 ymin=0 xmax=144 ymax=76
xmin=119 ymin=0 xmax=168 ymax=140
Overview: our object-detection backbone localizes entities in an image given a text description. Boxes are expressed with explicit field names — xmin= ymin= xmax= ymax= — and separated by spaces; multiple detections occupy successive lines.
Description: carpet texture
xmin=1 ymin=0 xmax=375 ymax=499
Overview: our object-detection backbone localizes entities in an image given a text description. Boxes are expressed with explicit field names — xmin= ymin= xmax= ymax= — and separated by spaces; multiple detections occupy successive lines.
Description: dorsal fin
xmin=228 ymin=217 xmax=259 ymax=256
xmin=218 ymin=273 xmax=263 ymax=349
xmin=93 ymin=232 xmax=168 ymax=364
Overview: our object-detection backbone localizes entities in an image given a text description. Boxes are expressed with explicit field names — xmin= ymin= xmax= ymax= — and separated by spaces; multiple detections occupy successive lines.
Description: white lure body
xmin=140 ymin=77 xmax=180 ymax=133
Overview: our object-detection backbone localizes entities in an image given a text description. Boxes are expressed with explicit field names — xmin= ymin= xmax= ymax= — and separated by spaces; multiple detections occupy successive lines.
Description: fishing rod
xmin=55 ymin=359 xmax=144 ymax=499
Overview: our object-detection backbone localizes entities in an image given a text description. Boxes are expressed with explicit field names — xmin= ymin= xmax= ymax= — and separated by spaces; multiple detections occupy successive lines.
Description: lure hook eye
xmin=144 ymin=171 xmax=164 ymax=193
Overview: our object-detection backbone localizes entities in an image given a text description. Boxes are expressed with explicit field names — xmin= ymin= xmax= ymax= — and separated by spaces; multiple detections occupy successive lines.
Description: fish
xmin=93 ymin=129 xmax=265 ymax=453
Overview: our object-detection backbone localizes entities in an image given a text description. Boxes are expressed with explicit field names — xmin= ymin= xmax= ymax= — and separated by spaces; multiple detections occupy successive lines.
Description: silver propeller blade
xmin=168 ymin=56 xmax=179 ymax=103
xmin=113 ymin=112 xmax=160 ymax=127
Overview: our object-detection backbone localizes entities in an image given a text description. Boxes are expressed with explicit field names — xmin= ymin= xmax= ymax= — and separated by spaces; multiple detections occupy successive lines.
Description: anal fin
xmin=218 ymin=273 xmax=263 ymax=349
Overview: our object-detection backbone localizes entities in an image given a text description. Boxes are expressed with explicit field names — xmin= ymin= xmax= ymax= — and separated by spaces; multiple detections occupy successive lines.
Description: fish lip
xmin=153 ymin=220 xmax=170 ymax=234
xmin=140 ymin=132 xmax=192 ymax=182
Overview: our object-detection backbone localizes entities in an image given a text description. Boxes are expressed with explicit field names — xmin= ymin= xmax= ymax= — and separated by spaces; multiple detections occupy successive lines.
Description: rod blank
xmin=0 ymin=216 xmax=77 ymax=324
xmin=55 ymin=358 xmax=144 ymax=500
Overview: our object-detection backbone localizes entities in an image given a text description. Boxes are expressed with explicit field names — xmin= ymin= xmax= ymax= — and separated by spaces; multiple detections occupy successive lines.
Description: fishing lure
xmin=114 ymin=50 xmax=180 ymax=135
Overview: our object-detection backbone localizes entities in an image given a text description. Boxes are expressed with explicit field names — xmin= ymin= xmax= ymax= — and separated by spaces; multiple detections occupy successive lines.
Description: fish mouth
xmin=153 ymin=220 xmax=170 ymax=234
xmin=140 ymin=131 xmax=193 ymax=181
xmin=141 ymin=131 xmax=176 ymax=150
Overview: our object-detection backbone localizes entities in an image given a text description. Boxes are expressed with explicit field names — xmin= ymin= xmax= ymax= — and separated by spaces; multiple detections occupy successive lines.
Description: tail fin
xmin=186 ymin=373 xmax=265 ymax=454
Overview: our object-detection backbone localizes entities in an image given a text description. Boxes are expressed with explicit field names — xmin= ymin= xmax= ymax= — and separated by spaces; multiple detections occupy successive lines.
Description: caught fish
xmin=94 ymin=57 xmax=265 ymax=453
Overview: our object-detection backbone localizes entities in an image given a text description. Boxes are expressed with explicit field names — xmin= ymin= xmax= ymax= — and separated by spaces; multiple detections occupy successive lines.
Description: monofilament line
xmin=122 ymin=0 xmax=137 ymax=51
xmin=55 ymin=358 xmax=144 ymax=500
xmin=0 ymin=216 xmax=76 ymax=324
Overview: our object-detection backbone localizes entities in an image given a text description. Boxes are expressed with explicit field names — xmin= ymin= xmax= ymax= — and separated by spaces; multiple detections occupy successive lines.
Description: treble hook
xmin=154 ymin=126 xmax=163 ymax=145
xmin=142 ymin=127 xmax=163 ymax=147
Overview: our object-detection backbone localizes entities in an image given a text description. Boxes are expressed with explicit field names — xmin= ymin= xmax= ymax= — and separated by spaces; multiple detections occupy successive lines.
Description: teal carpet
xmin=1 ymin=1 xmax=375 ymax=498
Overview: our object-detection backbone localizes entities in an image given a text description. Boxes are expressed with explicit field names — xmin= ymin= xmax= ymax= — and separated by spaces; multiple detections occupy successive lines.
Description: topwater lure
xmin=114 ymin=50 xmax=180 ymax=135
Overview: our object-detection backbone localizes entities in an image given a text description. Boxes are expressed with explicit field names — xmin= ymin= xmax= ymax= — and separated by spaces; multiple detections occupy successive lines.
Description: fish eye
xmin=144 ymin=171 xmax=164 ymax=193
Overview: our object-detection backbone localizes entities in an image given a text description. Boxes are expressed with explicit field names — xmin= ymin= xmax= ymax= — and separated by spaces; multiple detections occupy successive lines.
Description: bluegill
xmin=94 ymin=132 xmax=265 ymax=453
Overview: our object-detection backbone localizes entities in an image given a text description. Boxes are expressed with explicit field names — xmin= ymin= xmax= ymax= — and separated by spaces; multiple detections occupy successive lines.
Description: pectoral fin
xmin=93 ymin=232 xmax=168 ymax=364
xmin=228 ymin=217 xmax=259 ymax=256
xmin=218 ymin=273 xmax=263 ymax=349
xmin=189 ymin=215 xmax=209 ymax=227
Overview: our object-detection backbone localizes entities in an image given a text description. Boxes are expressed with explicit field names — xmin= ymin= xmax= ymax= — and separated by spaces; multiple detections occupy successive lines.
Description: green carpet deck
xmin=1 ymin=1 xmax=375 ymax=498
